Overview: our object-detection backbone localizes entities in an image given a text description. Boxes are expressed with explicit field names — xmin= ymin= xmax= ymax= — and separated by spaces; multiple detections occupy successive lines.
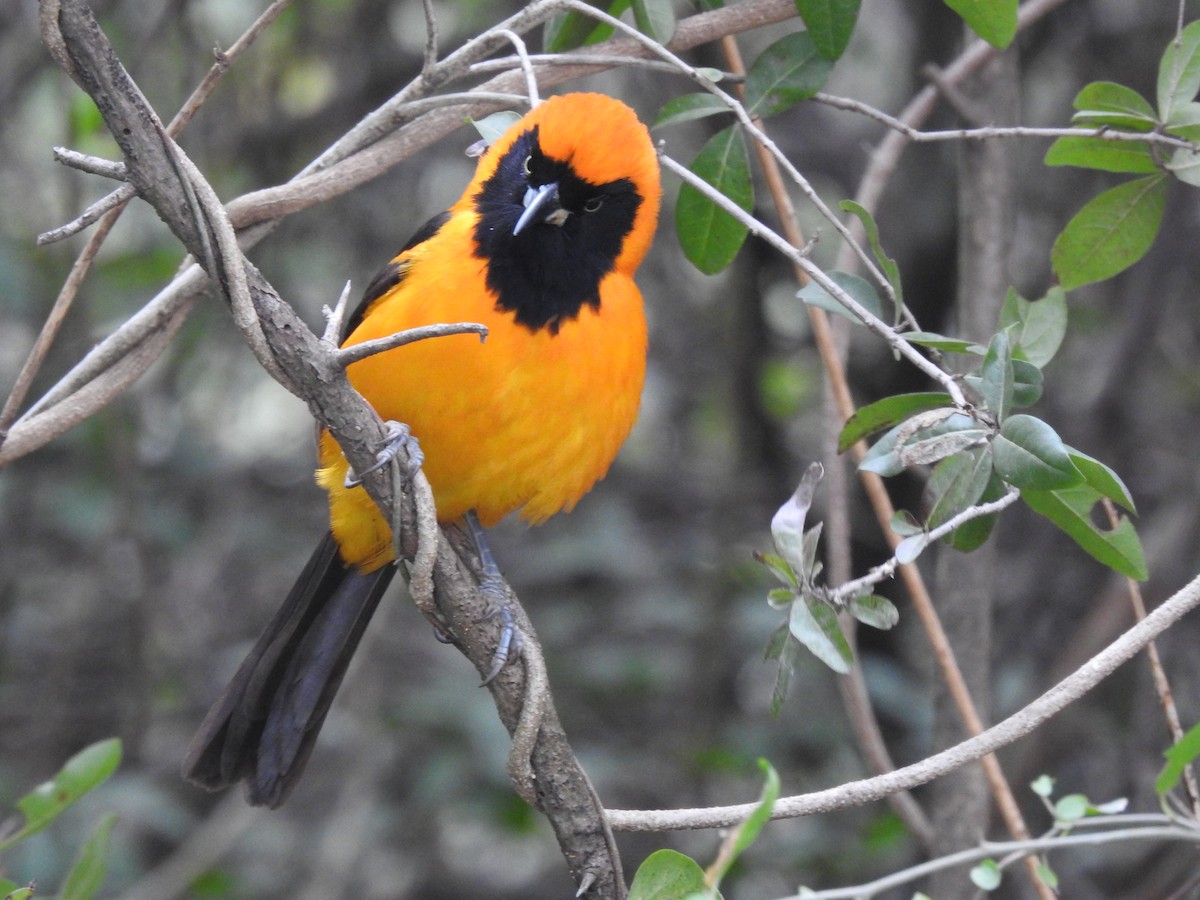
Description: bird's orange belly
xmin=316 ymin=271 xmax=646 ymax=572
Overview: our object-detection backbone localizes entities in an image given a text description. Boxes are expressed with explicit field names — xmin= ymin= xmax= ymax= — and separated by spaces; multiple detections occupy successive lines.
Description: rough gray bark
xmin=928 ymin=39 xmax=1019 ymax=897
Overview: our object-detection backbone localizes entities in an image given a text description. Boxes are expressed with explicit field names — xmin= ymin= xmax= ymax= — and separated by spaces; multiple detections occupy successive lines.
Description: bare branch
xmin=607 ymin=569 xmax=1200 ymax=832
xmin=796 ymin=819 xmax=1200 ymax=899
xmin=331 ymin=322 xmax=489 ymax=368
xmin=50 ymin=146 xmax=126 ymax=179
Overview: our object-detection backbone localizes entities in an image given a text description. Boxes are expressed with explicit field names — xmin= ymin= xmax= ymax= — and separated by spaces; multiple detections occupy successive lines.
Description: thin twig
xmin=495 ymin=29 xmax=540 ymax=106
xmin=813 ymin=92 xmax=1198 ymax=151
xmin=322 ymin=281 xmax=354 ymax=344
xmin=420 ymin=0 xmax=438 ymax=78
xmin=606 ymin=570 xmax=1200 ymax=831
xmin=793 ymin=820 xmax=1200 ymax=899
xmin=470 ymin=53 xmax=740 ymax=81
xmin=50 ymin=147 xmax=127 ymax=180
xmin=331 ymin=323 xmax=489 ymax=368
xmin=1103 ymin=498 xmax=1200 ymax=818
xmin=658 ymin=153 xmax=966 ymax=405
xmin=826 ymin=489 xmax=1020 ymax=605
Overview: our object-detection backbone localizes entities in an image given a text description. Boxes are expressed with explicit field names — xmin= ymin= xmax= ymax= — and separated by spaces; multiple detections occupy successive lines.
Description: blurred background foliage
xmin=2 ymin=0 xmax=1200 ymax=897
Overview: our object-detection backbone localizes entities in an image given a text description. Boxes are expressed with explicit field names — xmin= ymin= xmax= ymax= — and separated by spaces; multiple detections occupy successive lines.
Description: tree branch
xmin=607 ymin=569 xmax=1200 ymax=831
xmin=41 ymin=1 xmax=626 ymax=896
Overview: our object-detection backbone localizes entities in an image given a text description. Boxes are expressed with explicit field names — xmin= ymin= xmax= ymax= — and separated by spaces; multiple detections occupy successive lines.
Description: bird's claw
xmin=480 ymin=602 xmax=523 ymax=685
xmin=344 ymin=421 xmax=424 ymax=488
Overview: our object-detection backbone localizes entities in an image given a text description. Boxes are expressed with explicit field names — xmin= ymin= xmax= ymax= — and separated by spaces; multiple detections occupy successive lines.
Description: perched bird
xmin=182 ymin=93 xmax=662 ymax=807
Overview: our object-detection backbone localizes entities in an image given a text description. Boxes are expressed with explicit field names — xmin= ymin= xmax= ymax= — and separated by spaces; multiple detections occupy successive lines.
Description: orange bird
xmin=183 ymin=93 xmax=661 ymax=807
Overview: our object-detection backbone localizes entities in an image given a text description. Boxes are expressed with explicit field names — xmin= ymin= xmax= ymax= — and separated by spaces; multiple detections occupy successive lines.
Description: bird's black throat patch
xmin=472 ymin=127 xmax=641 ymax=334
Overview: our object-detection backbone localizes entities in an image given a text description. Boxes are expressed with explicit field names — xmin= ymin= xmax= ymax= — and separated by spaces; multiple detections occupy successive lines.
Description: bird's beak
xmin=513 ymin=182 xmax=568 ymax=235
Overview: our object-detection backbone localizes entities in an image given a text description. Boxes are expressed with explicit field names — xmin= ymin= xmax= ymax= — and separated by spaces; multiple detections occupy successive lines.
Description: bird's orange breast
xmin=316 ymin=213 xmax=647 ymax=571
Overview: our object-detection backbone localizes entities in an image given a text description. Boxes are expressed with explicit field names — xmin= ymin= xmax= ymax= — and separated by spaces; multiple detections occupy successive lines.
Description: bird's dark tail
xmin=182 ymin=532 xmax=396 ymax=808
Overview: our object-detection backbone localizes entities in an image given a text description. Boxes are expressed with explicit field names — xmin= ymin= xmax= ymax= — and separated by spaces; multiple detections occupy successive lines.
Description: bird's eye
xmin=522 ymin=155 xmax=532 ymax=177
xmin=583 ymin=197 xmax=604 ymax=213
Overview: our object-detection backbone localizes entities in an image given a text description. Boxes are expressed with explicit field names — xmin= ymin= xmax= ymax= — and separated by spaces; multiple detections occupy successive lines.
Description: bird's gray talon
xmin=344 ymin=421 xmax=422 ymax=488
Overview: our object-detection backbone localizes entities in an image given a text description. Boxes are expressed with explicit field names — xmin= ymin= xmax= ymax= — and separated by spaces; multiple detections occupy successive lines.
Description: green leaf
xmin=944 ymin=0 xmax=1017 ymax=49
xmin=1158 ymin=20 xmax=1200 ymax=121
xmin=654 ymin=93 xmax=730 ymax=129
xmin=708 ymin=760 xmax=780 ymax=888
xmin=890 ymin=509 xmax=924 ymax=537
xmin=1030 ymin=774 xmax=1055 ymax=797
xmin=795 ymin=0 xmax=861 ymax=60
xmin=764 ymin=622 xmax=789 ymax=660
xmin=633 ymin=0 xmax=676 ymax=44
xmin=542 ymin=0 xmax=629 ymax=51
xmin=970 ymin=858 xmax=1003 ymax=890
xmin=744 ymin=32 xmax=833 ymax=117
xmin=1090 ymin=797 xmax=1129 ymax=815
xmin=3 ymin=888 xmax=35 ymax=900
xmin=1044 ymin=135 xmax=1159 ymax=174
xmin=797 ymin=270 xmax=884 ymax=324
xmin=945 ymin=469 xmax=1005 ymax=552
xmin=790 ymin=599 xmax=851 ymax=672
xmin=469 ymin=111 xmax=522 ymax=147
xmin=978 ymin=331 xmax=1014 ymax=422
xmin=1067 ymin=448 xmax=1137 ymax=513
xmin=838 ymin=392 xmax=954 ymax=452
xmin=60 ymin=813 xmax=117 ymax=900
xmin=1036 ymin=861 xmax=1059 ymax=890
xmin=771 ymin=463 xmax=824 ymax=574
xmin=1022 ymin=485 xmax=1148 ymax=580
xmin=756 ymin=550 xmax=799 ymax=588
xmin=1054 ymin=793 xmax=1089 ymax=824
xmin=770 ymin=631 xmax=801 ymax=714
xmin=927 ymin=447 xmax=993 ymax=531
xmin=1070 ymin=81 xmax=1158 ymax=132
xmin=767 ymin=587 xmax=794 ymax=608
xmin=629 ymin=849 xmax=708 ymax=900
xmin=1165 ymin=102 xmax=1200 ymax=185
xmin=993 ymin=415 xmax=1083 ymax=491
xmin=860 ymin=412 xmax=988 ymax=476
xmin=0 ymin=739 xmax=122 ymax=852
xmin=848 ymin=594 xmax=899 ymax=630
xmin=895 ymin=415 xmax=990 ymax=469
xmin=895 ymin=533 xmax=927 ymax=564
xmin=1157 ymin=720 xmax=1200 ymax=794
xmin=1051 ymin=174 xmax=1167 ymax=291
xmin=1010 ymin=359 xmax=1044 ymax=408
xmin=999 ymin=286 xmax=1068 ymax=368
xmin=676 ymin=126 xmax=754 ymax=274
xmin=1167 ymin=144 xmax=1200 ymax=186
xmin=840 ymin=200 xmax=904 ymax=318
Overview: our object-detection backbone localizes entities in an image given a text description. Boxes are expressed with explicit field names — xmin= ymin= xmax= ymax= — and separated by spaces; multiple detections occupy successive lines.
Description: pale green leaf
xmin=944 ymin=0 xmax=1017 ymax=49
xmin=1158 ymin=20 xmax=1200 ymax=120
xmin=1045 ymin=134 xmax=1158 ymax=174
xmin=797 ymin=270 xmax=884 ymax=324
xmin=654 ymin=93 xmax=730 ymax=129
xmin=1051 ymin=175 xmax=1167 ymax=291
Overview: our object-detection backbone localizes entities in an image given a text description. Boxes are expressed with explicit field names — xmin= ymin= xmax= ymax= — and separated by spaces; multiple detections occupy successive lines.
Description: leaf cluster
xmin=1048 ymin=22 xmax=1200 ymax=289
xmin=756 ymin=464 xmax=899 ymax=700
xmin=844 ymin=287 xmax=1147 ymax=581
xmin=0 ymin=740 xmax=121 ymax=900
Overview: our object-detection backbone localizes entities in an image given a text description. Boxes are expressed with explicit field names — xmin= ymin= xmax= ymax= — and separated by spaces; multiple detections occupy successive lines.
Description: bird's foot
xmin=463 ymin=510 xmax=524 ymax=685
xmin=344 ymin=421 xmax=424 ymax=488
